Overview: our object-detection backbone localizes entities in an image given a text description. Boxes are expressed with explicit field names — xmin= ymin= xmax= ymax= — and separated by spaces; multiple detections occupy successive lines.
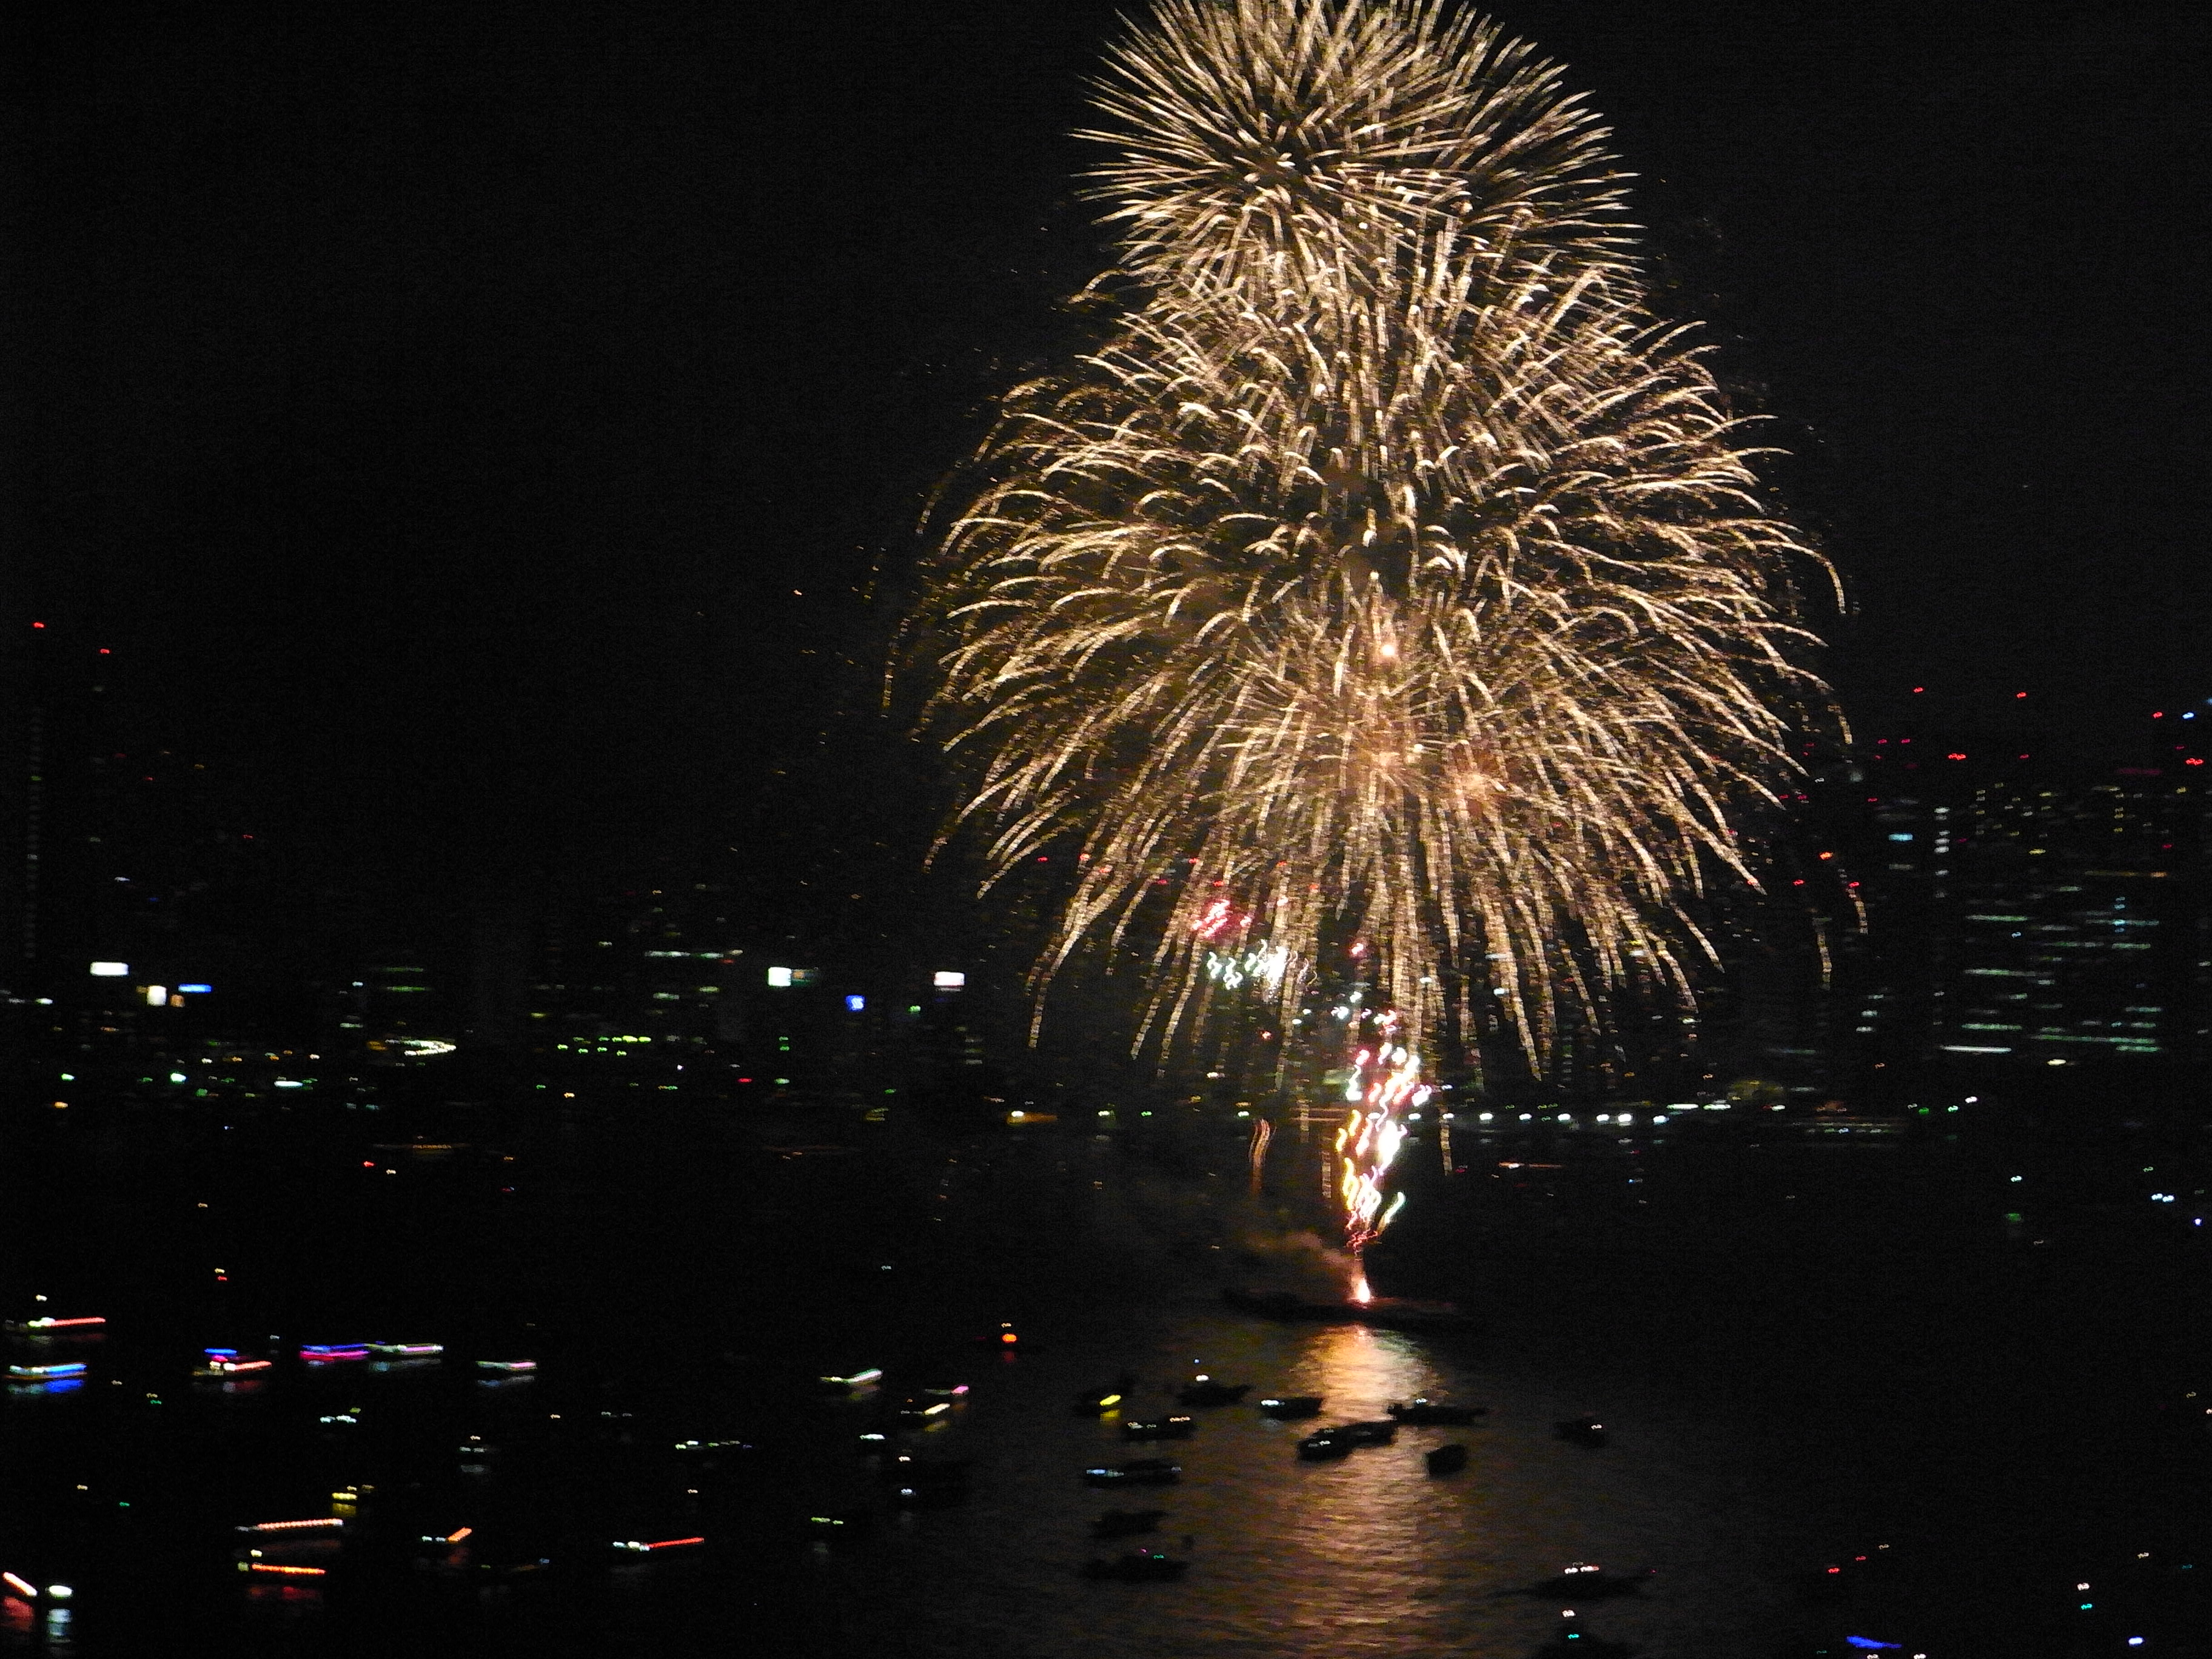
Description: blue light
xmin=1845 ymin=1641 xmax=1902 ymax=1652
xmin=845 ymin=994 xmax=866 ymax=1013
xmin=178 ymin=982 xmax=212 ymax=993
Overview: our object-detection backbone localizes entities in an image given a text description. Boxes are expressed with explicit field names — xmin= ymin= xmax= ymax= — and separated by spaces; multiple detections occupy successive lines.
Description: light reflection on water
xmin=821 ymin=1298 xmax=1805 ymax=1658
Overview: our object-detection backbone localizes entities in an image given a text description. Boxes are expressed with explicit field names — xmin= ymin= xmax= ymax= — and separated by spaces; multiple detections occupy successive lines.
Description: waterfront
xmin=4 ymin=1084 xmax=2206 ymax=1655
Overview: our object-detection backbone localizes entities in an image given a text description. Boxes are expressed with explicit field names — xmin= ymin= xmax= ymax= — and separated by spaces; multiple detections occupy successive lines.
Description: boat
xmin=878 ymin=1455 xmax=972 ymax=1487
xmin=1424 ymin=1443 xmax=1469 ymax=1475
xmin=896 ymin=1398 xmax=955 ymax=1424
xmin=1387 ymin=1397 xmax=1486 ymax=1425
xmin=194 ymin=1348 xmax=273 ymax=1378
xmin=6 ymin=1362 xmax=87 ymax=1379
xmin=475 ymin=1359 xmax=538 ymax=1373
xmin=1258 ymin=1395 xmax=1324 ymax=1419
xmin=1296 ymin=1430 xmax=1355 ymax=1460
xmin=882 ymin=1455 xmax=974 ymax=1505
xmin=1084 ymin=1550 xmax=1190 ymax=1581
xmin=1332 ymin=1420 xmax=1398 ymax=1446
xmin=1121 ymin=1416 xmax=1195 ymax=1441
xmin=1090 ymin=1509 xmax=1167 ymax=1540
xmin=1221 ymin=1287 xmax=1478 ymax=1333
xmin=1523 ymin=1563 xmax=1654 ymax=1599
xmin=1553 ymin=1415 xmax=1609 ymax=1447
xmin=367 ymin=1342 xmax=444 ymax=1358
xmin=1083 ymin=1459 xmax=1179 ymax=1487
xmin=1176 ymin=1377 xmax=1250 ymax=1406
xmin=298 ymin=1344 xmax=370 ymax=1362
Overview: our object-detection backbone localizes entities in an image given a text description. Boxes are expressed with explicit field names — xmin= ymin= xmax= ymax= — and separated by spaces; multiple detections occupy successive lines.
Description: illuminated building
xmin=1931 ymin=773 xmax=2201 ymax=1065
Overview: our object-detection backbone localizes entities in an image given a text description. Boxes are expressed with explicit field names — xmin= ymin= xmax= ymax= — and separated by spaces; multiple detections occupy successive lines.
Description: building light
xmin=933 ymin=971 xmax=967 ymax=989
xmin=767 ymin=967 xmax=793 ymax=987
xmin=89 ymin=962 xmax=127 ymax=977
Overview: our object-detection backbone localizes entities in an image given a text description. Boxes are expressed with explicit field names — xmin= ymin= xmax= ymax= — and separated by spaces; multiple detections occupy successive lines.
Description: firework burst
xmin=913 ymin=0 xmax=1831 ymax=1117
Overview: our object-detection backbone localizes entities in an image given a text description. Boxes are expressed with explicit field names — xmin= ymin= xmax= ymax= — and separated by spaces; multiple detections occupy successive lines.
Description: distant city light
xmin=933 ymin=971 xmax=967 ymax=989
xmin=146 ymin=985 xmax=169 ymax=1006
xmin=178 ymin=982 xmax=212 ymax=994
xmin=767 ymin=967 xmax=793 ymax=987
xmin=89 ymin=962 xmax=127 ymax=977
xmin=845 ymin=994 xmax=866 ymax=1012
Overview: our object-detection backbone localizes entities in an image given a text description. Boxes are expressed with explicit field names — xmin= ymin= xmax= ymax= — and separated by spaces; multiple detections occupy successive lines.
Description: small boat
xmin=1176 ymin=1377 xmax=1250 ymax=1406
xmin=195 ymin=1348 xmax=273 ymax=1377
xmin=1258 ymin=1395 xmax=1324 ymax=1419
xmin=896 ymin=1398 xmax=955 ymax=1424
xmin=7 ymin=1362 xmax=87 ymax=1379
xmin=1083 ymin=1459 xmax=1180 ymax=1487
xmin=1122 ymin=1415 xmax=1195 ymax=1441
xmin=299 ymin=1344 xmax=370 ymax=1363
xmin=1073 ymin=1386 xmax=1129 ymax=1416
xmin=1523 ymin=1562 xmax=1653 ymax=1599
xmin=1090 ymin=1509 xmax=1167 ymax=1540
xmin=1332 ymin=1420 xmax=1398 ymax=1446
xmin=879 ymin=1455 xmax=972 ymax=1488
xmin=1296 ymin=1430 xmax=1355 ymax=1460
xmin=1221 ymin=1287 xmax=1479 ymax=1332
xmin=1424 ymin=1443 xmax=1469 ymax=1475
xmin=1084 ymin=1550 xmax=1190 ymax=1581
xmin=367 ymin=1342 xmax=444 ymax=1358
xmin=1387 ymin=1397 xmax=1487 ymax=1425
xmin=1553 ymin=1415 xmax=1609 ymax=1447
xmin=475 ymin=1358 xmax=538 ymax=1373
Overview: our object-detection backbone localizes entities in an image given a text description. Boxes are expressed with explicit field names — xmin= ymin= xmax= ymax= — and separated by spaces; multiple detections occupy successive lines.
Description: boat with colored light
xmin=1083 ymin=1459 xmax=1179 ymax=1486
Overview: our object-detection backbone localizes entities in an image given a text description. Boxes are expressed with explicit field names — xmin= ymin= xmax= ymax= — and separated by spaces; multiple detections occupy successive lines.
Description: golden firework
xmin=914 ymin=0 xmax=1834 ymax=1081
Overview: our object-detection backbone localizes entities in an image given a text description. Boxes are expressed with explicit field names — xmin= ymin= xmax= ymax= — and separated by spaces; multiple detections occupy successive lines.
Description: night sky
xmin=12 ymin=0 xmax=2205 ymax=955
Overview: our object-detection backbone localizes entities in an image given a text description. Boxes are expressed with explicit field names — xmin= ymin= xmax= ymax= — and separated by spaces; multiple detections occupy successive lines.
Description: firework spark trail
xmin=913 ymin=0 xmax=1832 ymax=1244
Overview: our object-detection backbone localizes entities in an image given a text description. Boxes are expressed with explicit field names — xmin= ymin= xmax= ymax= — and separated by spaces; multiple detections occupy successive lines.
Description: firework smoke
xmin=914 ymin=0 xmax=1830 ymax=1104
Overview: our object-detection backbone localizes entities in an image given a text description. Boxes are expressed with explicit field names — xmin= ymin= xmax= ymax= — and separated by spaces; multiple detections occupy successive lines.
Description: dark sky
xmin=11 ymin=0 xmax=2206 ymax=948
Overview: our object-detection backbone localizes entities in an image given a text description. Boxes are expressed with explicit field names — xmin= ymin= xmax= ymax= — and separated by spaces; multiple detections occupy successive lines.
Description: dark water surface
xmin=4 ymin=1092 xmax=2207 ymax=1655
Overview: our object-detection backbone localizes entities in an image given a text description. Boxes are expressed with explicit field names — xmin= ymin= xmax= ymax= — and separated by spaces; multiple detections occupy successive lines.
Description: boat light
xmin=2 ymin=1573 xmax=37 ymax=1600
xmin=8 ymin=1364 xmax=87 ymax=1379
